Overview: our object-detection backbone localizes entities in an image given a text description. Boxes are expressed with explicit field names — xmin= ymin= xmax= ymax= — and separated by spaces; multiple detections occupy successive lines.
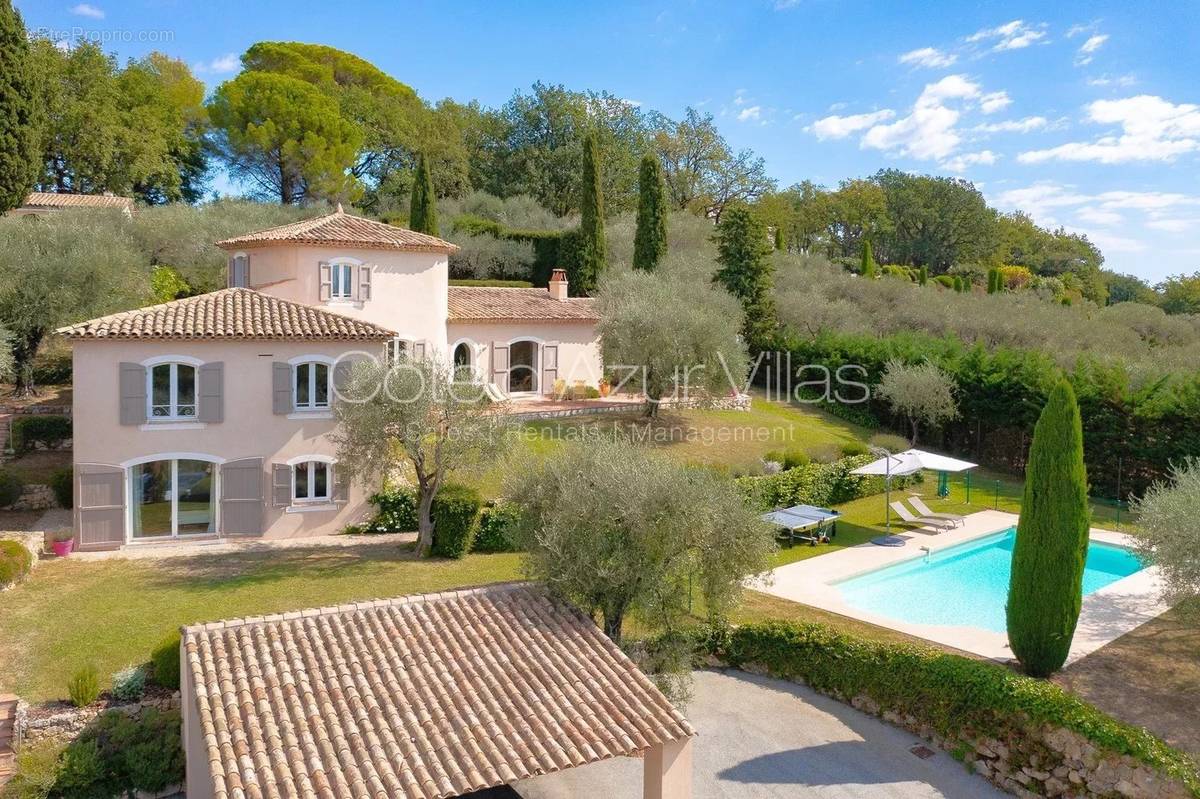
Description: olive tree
xmin=505 ymin=437 xmax=776 ymax=644
xmin=874 ymin=359 xmax=957 ymax=445
xmin=597 ymin=270 xmax=748 ymax=417
xmin=1130 ymin=459 xmax=1200 ymax=616
xmin=331 ymin=355 xmax=509 ymax=556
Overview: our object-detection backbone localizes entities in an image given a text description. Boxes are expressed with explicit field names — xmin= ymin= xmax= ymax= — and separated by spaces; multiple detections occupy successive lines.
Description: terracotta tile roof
xmin=22 ymin=191 xmax=134 ymax=210
xmin=216 ymin=207 xmax=458 ymax=254
xmin=448 ymin=287 xmax=599 ymax=322
xmin=183 ymin=583 xmax=693 ymax=799
xmin=57 ymin=287 xmax=396 ymax=341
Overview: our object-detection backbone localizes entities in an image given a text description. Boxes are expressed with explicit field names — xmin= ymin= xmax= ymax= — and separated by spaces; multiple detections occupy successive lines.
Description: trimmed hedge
xmin=0 ymin=538 xmax=33 ymax=588
xmin=431 ymin=483 xmax=482 ymax=559
xmin=50 ymin=466 xmax=73 ymax=508
xmin=697 ymin=622 xmax=1200 ymax=795
xmin=735 ymin=453 xmax=918 ymax=511
xmin=474 ymin=501 xmax=523 ymax=553
xmin=451 ymin=214 xmax=585 ymax=290
xmin=10 ymin=415 xmax=71 ymax=454
xmin=365 ymin=487 xmax=419 ymax=533
xmin=149 ymin=633 xmax=181 ymax=690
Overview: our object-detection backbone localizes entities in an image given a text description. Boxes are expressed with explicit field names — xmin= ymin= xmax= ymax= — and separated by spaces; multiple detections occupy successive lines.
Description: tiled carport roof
xmin=182 ymin=583 xmax=694 ymax=799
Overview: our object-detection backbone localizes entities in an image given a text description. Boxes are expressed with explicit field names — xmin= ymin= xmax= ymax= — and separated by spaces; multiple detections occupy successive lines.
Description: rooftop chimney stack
xmin=549 ymin=268 xmax=568 ymax=300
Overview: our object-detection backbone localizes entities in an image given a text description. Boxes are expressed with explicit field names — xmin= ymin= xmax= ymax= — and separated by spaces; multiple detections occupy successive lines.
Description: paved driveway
xmin=517 ymin=669 xmax=1003 ymax=798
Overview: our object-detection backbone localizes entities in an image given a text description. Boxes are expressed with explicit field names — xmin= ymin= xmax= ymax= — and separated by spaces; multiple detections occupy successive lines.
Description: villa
xmin=59 ymin=207 xmax=604 ymax=551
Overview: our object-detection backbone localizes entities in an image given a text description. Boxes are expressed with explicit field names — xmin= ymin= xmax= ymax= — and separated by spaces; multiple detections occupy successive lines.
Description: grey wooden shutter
xmin=491 ymin=342 xmax=509 ymax=392
xmin=412 ymin=340 xmax=427 ymax=361
xmin=244 ymin=253 xmax=252 ymax=286
xmin=541 ymin=343 xmax=559 ymax=395
xmin=332 ymin=465 xmax=349 ymax=503
xmin=220 ymin=458 xmax=263 ymax=535
xmin=318 ymin=261 xmax=332 ymax=301
xmin=271 ymin=464 xmax=292 ymax=507
xmin=76 ymin=463 xmax=125 ymax=550
xmin=357 ymin=264 xmax=372 ymax=301
xmin=198 ymin=362 xmax=224 ymax=423
xmin=272 ymin=362 xmax=292 ymax=415
xmin=119 ymin=363 xmax=147 ymax=425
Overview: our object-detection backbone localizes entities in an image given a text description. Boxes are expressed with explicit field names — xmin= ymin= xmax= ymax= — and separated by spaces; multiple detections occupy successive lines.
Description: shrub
xmin=110 ymin=665 xmax=146 ymax=703
xmin=365 ymin=487 xmax=419 ymax=533
xmin=3 ymin=739 xmax=64 ymax=799
xmin=430 ymin=483 xmax=482 ymax=559
xmin=55 ymin=708 xmax=184 ymax=798
xmin=868 ymin=433 xmax=912 ymax=453
xmin=0 ymin=469 xmax=23 ymax=507
xmin=49 ymin=467 xmax=73 ymax=508
xmin=765 ymin=449 xmax=810 ymax=470
xmin=149 ymin=633 xmax=180 ymax=690
xmin=0 ymin=539 xmax=33 ymax=588
xmin=9 ymin=415 xmax=72 ymax=455
xmin=30 ymin=347 xmax=72 ymax=386
xmin=474 ymin=502 xmax=522 ymax=553
xmin=54 ymin=739 xmax=105 ymax=799
xmin=840 ymin=441 xmax=869 ymax=457
xmin=67 ymin=665 xmax=100 ymax=708
xmin=694 ymin=622 xmax=1200 ymax=795
xmin=736 ymin=453 xmax=918 ymax=511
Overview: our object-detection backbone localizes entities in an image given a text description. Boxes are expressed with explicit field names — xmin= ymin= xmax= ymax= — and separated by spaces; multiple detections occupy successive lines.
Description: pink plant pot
xmin=51 ymin=539 xmax=74 ymax=558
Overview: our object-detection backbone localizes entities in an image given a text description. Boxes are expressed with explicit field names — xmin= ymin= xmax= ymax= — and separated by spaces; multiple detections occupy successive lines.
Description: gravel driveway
xmin=517 ymin=669 xmax=1003 ymax=798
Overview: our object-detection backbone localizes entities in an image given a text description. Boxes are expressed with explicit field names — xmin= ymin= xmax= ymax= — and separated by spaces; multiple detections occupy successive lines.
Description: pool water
xmin=834 ymin=528 xmax=1144 ymax=633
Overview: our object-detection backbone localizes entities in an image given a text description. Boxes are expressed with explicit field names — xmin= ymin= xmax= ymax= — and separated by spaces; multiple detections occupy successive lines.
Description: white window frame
xmin=142 ymin=355 xmax=203 ymax=421
xmin=121 ymin=452 xmax=225 ymax=542
xmin=330 ymin=260 xmax=355 ymax=300
xmin=450 ymin=338 xmax=476 ymax=377
xmin=288 ymin=355 xmax=335 ymax=412
xmin=286 ymin=454 xmax=335 ymax=505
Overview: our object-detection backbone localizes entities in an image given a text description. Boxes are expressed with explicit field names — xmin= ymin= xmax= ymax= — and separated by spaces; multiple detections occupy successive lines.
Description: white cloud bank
xmin=70 ymin=3 xmax=104 ymax=18
xmin=967 ymin=20 xmax=1047 ymax=52
xmin=1019 ymin=95 xmax=1200 ymax=164
xmin=808 ymin=109 xmax=896 ymax=140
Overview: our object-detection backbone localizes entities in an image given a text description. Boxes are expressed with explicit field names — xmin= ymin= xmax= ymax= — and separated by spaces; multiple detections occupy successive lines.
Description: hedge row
xmin=735 ymin=453 xmax=919 ymax=511
xmin=364 ymin=487 xmax=523 ymax=556
xmin=452 ymin=214 xmax=584 ymax=290
xmin=695 ymin=622 xmax=1200 ymax=795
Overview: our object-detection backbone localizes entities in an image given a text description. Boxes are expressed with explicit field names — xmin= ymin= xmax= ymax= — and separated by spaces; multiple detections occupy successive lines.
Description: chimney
xmin=549 ymin=268 xmax=568 ymax=300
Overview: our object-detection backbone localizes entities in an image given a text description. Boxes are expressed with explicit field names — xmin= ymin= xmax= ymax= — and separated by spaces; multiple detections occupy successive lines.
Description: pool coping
xmin=756 ymin=510 xmax=1168 ymax=664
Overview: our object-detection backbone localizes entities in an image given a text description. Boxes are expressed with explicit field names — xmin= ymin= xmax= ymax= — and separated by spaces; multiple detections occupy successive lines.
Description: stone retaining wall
xmin=16 ymin=692 xmax=181 ymax=747
xmin=4 ymin=484 xmax=55 ymax=511
xmin=0 ymin=531 xmax=41 ymax=567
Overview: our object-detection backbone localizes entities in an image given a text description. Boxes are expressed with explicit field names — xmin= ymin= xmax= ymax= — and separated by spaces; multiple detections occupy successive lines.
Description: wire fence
xmin=935 ymin=471 xmax=1134 ymax=530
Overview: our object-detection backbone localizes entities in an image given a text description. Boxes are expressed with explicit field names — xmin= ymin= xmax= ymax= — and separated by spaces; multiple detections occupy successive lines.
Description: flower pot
xmin=51 ymin=538 xmax=74 ymax=558
xmin=599 ymin=382 xmax=611 ymax=398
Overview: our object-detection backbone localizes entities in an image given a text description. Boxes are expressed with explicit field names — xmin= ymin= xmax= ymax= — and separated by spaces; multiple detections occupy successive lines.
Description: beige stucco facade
xmin=447 ymin=318 xmax=604 ymax=392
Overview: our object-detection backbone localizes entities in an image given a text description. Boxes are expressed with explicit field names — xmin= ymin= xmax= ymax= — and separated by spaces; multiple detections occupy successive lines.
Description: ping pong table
xmin=761 ymin=504 xmax=840 ymax=546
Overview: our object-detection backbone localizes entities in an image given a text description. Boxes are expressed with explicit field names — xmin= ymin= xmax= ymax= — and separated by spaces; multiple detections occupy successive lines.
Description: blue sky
xmin=15 ymin=0 xmax=1200 ymax=283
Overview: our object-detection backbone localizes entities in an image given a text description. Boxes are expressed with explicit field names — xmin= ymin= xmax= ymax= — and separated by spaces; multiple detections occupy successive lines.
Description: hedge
xmin=149 ymin=632 xmax=181 ymax=690
xmin=448 ymin=278 xmax=534 ymax=288
xmin=474 ymin=502 xmax=523 ymax=553
xmin=451 ymin=214 xmax=585 ymax=290
xmin=430 ymin=483 xmax=482 ymax=559
xmin=695 ymin=622 xmax=1200 ymax=795
xmin=10 ymin=414 xmax=72 ymax=454
xmin=735 ymin=453 xmax=918 ymax=511
xmin=0 ymin=469 xmax=23 ymax=507
xmin=50 ymin=466 xmax=73 ymax=508
xmin=0 ymin=539 xmax=33 ymax=588
xmin=365 ymin=487 xmax=419 ymax=533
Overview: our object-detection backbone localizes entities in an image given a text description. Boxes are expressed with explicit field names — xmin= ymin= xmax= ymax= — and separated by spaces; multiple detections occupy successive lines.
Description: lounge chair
xmin=907 ymin=496 xmax=965 ymax=527
xmin=889 ymin=501 xmax=955 ymax=532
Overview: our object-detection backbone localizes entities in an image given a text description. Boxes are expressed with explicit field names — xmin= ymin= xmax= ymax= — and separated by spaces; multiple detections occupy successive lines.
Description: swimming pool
xmin=834 ymin=527 xmax=1144 ymax=633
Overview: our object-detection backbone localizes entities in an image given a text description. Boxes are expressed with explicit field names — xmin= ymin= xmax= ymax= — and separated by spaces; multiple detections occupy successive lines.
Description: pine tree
xmin=918 ymin=265 xmax=929 ymax=286
xmin=0 ymin=0 xmax=38 ymax=213
xmin=713 ymin=203 xmax=776 ymax=351
xmin=632 ymin=153 xmax=667 ymax=271
xmin=1006 ymin=380 xmax=1090 ymax=677
xmin=577 ymin=133 xmax=607 ymax=292
xmin=860 ymin=240 xmax=877 ymax=278
xmin=408 ymin=153 xmax=438 ymax=236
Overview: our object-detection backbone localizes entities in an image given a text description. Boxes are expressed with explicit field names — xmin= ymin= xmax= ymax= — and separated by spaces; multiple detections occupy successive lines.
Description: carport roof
xmin=182 ymin=583 xmax=694 ymax=799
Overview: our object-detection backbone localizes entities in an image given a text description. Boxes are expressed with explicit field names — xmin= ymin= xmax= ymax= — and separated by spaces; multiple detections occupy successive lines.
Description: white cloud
xmin=974 ymin=116 xmax=1049 ymax=133
xmin=994 ymin=182 xmax=1200 ymax=228
xmin=1145 ymin=218 xmax=1196 ymax=233
xmin=941 ymin=150 xmax=998 ymax=173
xmin=1019 ymin=95 xmax=1200 ymax=164
xmin=1075 ymin=206 xmax=1123 ymax=226
xmin=1085 ymin=231 xmax=1148 ymax=253
xmin=737 ymin=105 xmax=762 ymax=122
xmin=1075 ymin=33 xmax=1109 ymax=66
xmin=194 ymin=53 xmax=240 ymax=74
xmin=979 ymin=91 xmax=1011 ymax=114
xmin=859 ymin=74 xmax=981 ymax=160
xmin=1087 ymin=74 xmax=1137 ymax=88
xmin=898 ymin=47 xmax=958 ymax=69
xmin=70 ymin=3 xmax=104 ymax=18
xmin=967 ymin=19 xmax=1047 ymax=52
xmin=807 ymin=109 xmax=895 ymax=140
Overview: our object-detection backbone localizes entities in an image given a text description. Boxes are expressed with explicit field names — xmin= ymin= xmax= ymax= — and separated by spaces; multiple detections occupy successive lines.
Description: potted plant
xmin=49 ymin=530 xmax=74 ymax=557
xmin=598 ymin=378 xmax=611 ymax=398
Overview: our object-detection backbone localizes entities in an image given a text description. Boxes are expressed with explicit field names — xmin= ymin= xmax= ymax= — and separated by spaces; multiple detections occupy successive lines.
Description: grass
xmin=3 ymin=449 xmax=72 ymax=485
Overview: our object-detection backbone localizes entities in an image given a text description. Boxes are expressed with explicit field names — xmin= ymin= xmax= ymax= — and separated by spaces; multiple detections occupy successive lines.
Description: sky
xmin=14 ymin=0 xmax=1200 ymax=283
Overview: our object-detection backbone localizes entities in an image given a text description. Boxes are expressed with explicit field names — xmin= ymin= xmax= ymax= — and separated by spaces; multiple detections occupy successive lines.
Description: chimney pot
xmin=549 ymin=269 xmax=568 ymax=300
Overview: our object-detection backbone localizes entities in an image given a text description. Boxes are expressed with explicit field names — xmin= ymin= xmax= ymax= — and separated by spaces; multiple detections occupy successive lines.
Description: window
xmin=129 ymin=458 xmax=216 ymax=539
xmin=330 ymin=262 xmax=354 ymax=299
xmin=293 ymin=460 xmax=330 ymax=503
xmin=508 ymin=340 xmax=539 ymax=393
xmin=149 ymin=363 xmax=196 ymax=419
xmin=294 ymin=361 xmax=330 ymax=411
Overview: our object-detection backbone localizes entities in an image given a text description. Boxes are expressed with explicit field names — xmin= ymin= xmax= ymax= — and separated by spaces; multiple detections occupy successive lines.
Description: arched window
xmin=287 ymin=455 xmax=335 ymax=504
xmin=453 ymin=342 xmax=472 ymax=373
xmin=148 ymin=361 xmax=197 ymax=419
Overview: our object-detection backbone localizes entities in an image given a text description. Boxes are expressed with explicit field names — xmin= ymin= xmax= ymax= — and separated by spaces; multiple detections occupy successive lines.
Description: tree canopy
xmin=0 ymin=0 xmax=38 ymax=212
xmin=1130 ymin=458 xmax=1200 ymax=616
xmin=713 ymin=203 xmax=776 ymax=350
xmin=633 ymin=153 xmax=667 ymax=271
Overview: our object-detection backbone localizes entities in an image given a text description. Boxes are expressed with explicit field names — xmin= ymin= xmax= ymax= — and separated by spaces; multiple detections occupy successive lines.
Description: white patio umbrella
xmin=851 ymin=448 xmax=977 ymax=535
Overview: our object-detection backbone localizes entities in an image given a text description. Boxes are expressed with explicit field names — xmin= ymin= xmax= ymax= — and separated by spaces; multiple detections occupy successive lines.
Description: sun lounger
xmin=889 ymin=501 xmax=955 ymax=532
xmin=907 ymin=496 xmax=965 ymax=527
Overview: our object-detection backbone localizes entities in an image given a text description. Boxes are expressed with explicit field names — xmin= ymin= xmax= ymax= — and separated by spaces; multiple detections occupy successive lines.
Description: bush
xmin=67 ymin=665 xmax=100 ymax=708
xmin=0 ymin=469 xmax=23 ymax=507
xmin=868 ymin=433 xmax=912 ymax=453
xmin=735 ymin=453 xmax=919 ymax=511
xmin=365 ymin=487 xmax=418 ymax=533
xmin=430 ymin=483 xmax=482 ymax=559
xmin=30 ymin=347 xmax=72 ymax=386
xmin=764 ymin=449 xmax=810 ymax=470
xmin=840 ymin=441 xmax=869 ymax=457
xmin=0 ymin=539 xmax=33 ymax=588
xmin=49 ymin=467 xmax=73 ymax=508
xmin=2 ymin=739 xmax=64 ymax=799
xmin=149 ymin=633 xmax=180 ymax=690
xmin=55 ymin=708 xmax=184 ymax=798
xmin=110 ymin=665 xmax=146 ymax=703
xmin=9 ymin=415 xmax=72 ymax=455
xmin=695 ymin=622 xmax=1200 ymax=795
xmin=474 ymin=502 xmax=523 ymax=553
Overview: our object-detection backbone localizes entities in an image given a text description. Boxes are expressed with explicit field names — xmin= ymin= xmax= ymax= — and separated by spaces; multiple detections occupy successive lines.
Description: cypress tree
xmin=0 ymin=0 xmax=38 ymax=213
xmin=918 ymin=265 xmax=928 ymax=286
xmin=952 ymin=276 xmax=963 ymax=293
xmin=408 ymin=153 xmax=438 ymax=236
xmin=860 ymin=240 xmax=877 ymax=278
xmin=714 ymin=203 xmax=775 ymax=351
xmin=632 ymin=153 xmax=667 ymax=271
xmin=1006 ymin=380 xmax=1090 ymax=677
xmin=773 ymin=226 xmax=785 ymax=251
xmin=577 ymin=132 xmax=606 ymax=293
